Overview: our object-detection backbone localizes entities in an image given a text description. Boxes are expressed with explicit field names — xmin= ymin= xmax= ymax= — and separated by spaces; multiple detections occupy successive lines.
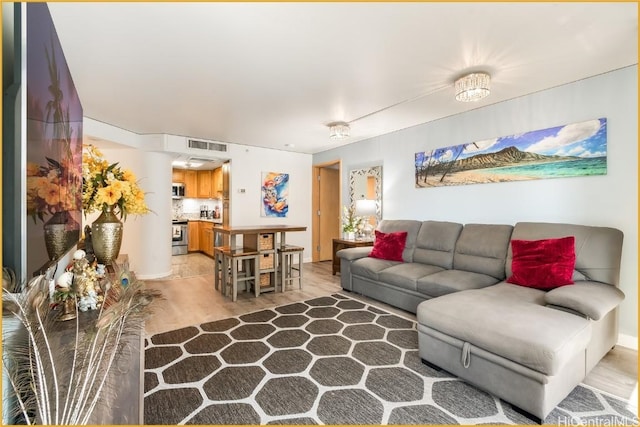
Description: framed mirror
xmin=349 ymin=166 xmax=382 ymax=224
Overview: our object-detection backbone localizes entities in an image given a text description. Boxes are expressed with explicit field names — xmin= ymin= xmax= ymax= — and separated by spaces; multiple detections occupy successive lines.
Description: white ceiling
xmin=48 ymin=2 xmax=637 ymax=155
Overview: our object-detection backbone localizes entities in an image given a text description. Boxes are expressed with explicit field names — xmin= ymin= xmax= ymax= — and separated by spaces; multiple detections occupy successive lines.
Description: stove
xmin=171 ymin=220 xmax=188 ymax=255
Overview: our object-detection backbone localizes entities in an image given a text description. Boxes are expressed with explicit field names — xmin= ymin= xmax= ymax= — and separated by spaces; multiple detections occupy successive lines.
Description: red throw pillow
xmin=369 ymin=230 xmax=407 ymax=262
xmin=507 ymin=236 xmax=576 ymax=290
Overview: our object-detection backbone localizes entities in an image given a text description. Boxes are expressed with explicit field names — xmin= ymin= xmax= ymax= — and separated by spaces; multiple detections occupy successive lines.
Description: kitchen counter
xmin=213 ymin=224 xmax=307 ymax=248
xmin=185 ymin=218 xmax=223 ymax=224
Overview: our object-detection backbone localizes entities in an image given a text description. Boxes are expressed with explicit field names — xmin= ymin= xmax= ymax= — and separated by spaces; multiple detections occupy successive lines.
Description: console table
xmin=52 ymin=311 xmax=144 ymax=425
xmin=1 ymin=254 xmax=144 ymax=425
xmin=332 ymin=238 xmax=374 ymax=275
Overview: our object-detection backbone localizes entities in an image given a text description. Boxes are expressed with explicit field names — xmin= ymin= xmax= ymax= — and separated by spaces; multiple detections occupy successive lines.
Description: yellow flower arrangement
xmin=82 ymin=144 xmax=150 ymax=220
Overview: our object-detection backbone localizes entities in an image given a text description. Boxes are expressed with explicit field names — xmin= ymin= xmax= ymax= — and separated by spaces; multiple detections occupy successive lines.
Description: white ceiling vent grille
xmin=188 ymin=157 xmax=216 ymax=163
xmin=187 ymin=139 xmax=227 ymax=152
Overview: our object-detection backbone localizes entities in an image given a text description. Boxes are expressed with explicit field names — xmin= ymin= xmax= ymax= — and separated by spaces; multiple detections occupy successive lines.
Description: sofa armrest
xmin=337 ymin=247 xmax=372 ymax=261
xmin=545 ymin=281 xmax=625 ymax=320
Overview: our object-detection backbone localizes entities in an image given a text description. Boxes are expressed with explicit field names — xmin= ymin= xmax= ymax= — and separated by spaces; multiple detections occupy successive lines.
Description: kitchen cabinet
xmin=172 ymin=168 xmax=185 ymax=183
xmin=185 ymin=170 xmax=198 ymax=198
xmin=222 ymin=162 xmax=230 ymax=199
xmin=212 ymin=167 xmax=223 ymax=195
xmin=197 ymin=170 xmax=213 ymax=198
xmin=199 ymin=221 xmax=214 ymax=257
xmin=187 ymin=221 xmax=199 ymax=251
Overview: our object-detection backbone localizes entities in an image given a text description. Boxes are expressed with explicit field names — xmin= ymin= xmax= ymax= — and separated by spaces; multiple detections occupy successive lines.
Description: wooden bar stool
xmin=277 ymin=244 xmax=304 ymax=292
xmin=219 ymin=247 xmax=260 ymax=301
xmin=213 ymin=246 xmax=230 ymax=293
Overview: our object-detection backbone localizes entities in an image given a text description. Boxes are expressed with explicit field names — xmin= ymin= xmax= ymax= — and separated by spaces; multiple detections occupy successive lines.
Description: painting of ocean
xmin=476 ymin=157 xmax=607 ymax=179
xmin=415 ymin=118 xmax=607 ymax=188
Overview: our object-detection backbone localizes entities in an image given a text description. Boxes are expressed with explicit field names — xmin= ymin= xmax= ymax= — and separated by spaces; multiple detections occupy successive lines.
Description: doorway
xmin=311 ymin=160 xmax=341 ymax=261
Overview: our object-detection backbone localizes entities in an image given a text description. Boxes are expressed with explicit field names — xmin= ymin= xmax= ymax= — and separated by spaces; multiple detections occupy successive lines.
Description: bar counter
xmin=212 ymin=224 xmax=307 ymax=249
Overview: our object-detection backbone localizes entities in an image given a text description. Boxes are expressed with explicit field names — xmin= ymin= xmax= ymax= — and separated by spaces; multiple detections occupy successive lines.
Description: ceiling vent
xmin=187 ymin=139 xmax=227 ymax=152
xmin=188 ymin=157 xmax=216 ymax=163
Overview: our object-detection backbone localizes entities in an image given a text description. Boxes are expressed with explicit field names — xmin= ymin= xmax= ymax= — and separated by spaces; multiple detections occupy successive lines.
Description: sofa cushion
xmin=545 ymin=281 xmax=625 ymax=320
xmin=453 ymin=224 xmax=513 ymax=279
xmin=416 ymin=283 xmax=591 ymax=376
xmin=507 ymin=236 xmax=575 ymax=289
xmin=416 ymin=269 xmax=500 ymax=297
xmin=337 ymin=246 xmax=372 ymax=261
xmin=507 ymin=222 xmax=623 ymax=286
xmin=378 ymin=263 xmax=444 ymax=292
xmin=377 ymin=220 xmax=423 ymax=263
xmin=412 ymin=221 xmax=463 ymax=269
xmin=369 ymin=230 xmax=407 ymax=262
xmin=351 ymin=257 xmax=400 ymax=281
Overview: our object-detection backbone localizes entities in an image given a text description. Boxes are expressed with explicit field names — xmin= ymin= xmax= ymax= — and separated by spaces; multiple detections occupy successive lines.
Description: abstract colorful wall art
xmin=261 ymin=171 xmax=289 ymax=217
xmin=415 ymin=118 xmax=607 ymax=188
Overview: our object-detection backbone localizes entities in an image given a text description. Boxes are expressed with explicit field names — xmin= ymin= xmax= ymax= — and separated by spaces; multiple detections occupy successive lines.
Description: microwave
xmin=172 ymin=183 xmax=185 ymax=199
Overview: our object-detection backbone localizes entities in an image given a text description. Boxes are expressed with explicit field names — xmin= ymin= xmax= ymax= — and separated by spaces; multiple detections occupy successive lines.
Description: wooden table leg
xmin=254 ymin=254 xmax=260 ymax=298
xmin=231 ymin=259 xmax=238 ymax=302
xmin=214 ymin=250 xmax=220 ymax=291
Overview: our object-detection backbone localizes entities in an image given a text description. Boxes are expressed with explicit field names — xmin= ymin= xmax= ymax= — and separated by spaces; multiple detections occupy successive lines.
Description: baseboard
xmin=136 ymin=270 xmax=173 ymax=280
xmin=617 ymin=333 xmax=638 ymax=350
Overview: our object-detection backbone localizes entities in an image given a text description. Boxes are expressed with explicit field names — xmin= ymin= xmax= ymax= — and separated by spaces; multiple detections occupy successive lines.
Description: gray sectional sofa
xmin=337 ymin=219 xmax=625 ymax=422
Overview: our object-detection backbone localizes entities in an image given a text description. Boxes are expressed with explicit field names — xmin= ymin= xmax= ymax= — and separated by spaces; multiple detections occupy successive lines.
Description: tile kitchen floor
xmin=165 ymin=252 xmax=214 ymax=279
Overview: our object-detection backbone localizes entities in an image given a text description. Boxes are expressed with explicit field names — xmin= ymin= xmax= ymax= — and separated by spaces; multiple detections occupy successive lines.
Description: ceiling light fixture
xmin=328 ymin=122 xmax=350 ymax=140
xmin=454 ymin=72 xmax=491 ymax=102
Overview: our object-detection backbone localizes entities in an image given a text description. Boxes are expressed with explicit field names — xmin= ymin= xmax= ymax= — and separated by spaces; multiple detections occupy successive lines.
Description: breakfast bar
xmin=212 ymin=224 xmax=307 ymax=250
xmin=213 ymin=224 xmax=307 ymax=298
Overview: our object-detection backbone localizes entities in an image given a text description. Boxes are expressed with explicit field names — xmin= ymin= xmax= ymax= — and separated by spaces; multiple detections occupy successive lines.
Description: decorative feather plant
xmin=2 ymin=273 xmax=160 ymax=425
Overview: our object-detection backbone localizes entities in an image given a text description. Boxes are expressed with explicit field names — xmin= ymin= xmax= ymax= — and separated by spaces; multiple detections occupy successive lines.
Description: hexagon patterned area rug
xmin=143 ymin=294 xmax=638 ymax=425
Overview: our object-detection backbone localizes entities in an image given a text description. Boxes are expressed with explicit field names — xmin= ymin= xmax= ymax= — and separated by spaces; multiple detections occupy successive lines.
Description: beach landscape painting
xmin=415 ymin=118 xmax=607 ymax=188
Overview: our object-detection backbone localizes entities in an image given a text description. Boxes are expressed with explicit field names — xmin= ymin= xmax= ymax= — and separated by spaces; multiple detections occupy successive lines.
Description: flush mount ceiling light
xmin=455 ymin=72 xmax=491 ymax=102
xmin=328 ymin=122 xmax=350 ymax=140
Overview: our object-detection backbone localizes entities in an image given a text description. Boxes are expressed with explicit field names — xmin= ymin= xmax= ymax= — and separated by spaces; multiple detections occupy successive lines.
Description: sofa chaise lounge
xmin=337 ymin=219 xmax=624 ymax=422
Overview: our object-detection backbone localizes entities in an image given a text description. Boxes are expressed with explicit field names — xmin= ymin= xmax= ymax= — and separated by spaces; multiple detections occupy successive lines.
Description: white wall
xmin=161 ymin=133 xmax=313 ymax=256
xmin=84 ymin=120 xmax=314 ymax=273
xmin=126 ymin=150 xmax=174 ymax=279
xmin=83 ymin=146 xmax=174 ymax=279
xmin=224 ymin=144 xmax=313 ymax=260
xmin=314 ymin=66 xmax=638 ymax=340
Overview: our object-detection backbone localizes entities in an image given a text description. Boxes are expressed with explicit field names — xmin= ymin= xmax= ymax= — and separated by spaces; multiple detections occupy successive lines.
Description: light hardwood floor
xmin=144 ymin=253 xmax=638 ymax=405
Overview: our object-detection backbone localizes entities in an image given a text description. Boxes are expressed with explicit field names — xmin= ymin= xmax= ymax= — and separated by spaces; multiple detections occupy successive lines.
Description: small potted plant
xmin=342 ymin=205 xmax=363 ymax=240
